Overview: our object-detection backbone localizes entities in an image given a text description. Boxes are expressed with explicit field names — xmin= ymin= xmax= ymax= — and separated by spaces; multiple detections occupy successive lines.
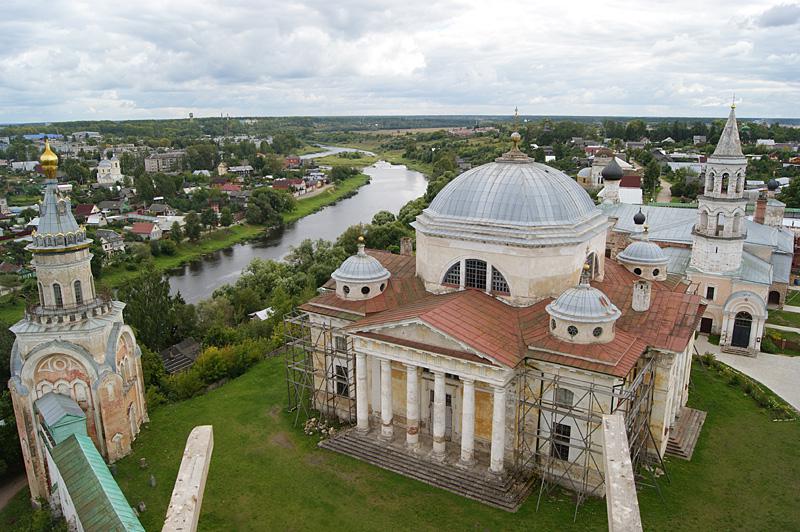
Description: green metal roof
xmin=35 ymin=392 xmax=88 ymax=445
xmin=51 ymin=434 xmax=144 ymax=532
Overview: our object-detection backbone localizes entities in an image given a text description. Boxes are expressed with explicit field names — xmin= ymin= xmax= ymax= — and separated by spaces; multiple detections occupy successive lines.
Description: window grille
xmin=551 ymin=423 xmax=571 ymax=460
xmin=74 ymin=280 xmax=83 ymax=306
xmin=464 ymin=259 xmax=487 ymax=290
xmin=334 ymin=335 xmax=348 ymax=352
xmin=334 ymin=365 xmax=349 ymax=396
xmin=491 ymin=267 xmax=510 ymax=294
xmin=443 ymin=262 xmax=460 ymax=285
xmin=555 ymin=388 xmax=574 ymax=408
xmin=53 ymin=283 xmax=63 ymax=308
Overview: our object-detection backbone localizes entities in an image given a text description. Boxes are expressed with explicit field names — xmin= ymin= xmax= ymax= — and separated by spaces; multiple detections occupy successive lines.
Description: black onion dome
xmin=633 ymin=208 xmax=646 ymax=225
xmin=767 ymin=178 xmax=779 ymax=191
xmin=601 ymin=157 xmax=624 ymax=181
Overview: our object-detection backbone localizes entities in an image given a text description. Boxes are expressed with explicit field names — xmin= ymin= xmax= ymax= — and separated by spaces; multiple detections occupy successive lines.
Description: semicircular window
xmin=491 ymin=267 xmax=510 ymax=295
xmin=443 ymin=262 xmax=460 ymax=286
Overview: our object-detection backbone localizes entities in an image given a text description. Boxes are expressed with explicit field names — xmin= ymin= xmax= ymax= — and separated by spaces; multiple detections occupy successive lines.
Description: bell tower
xmin=689 ymin=104 xmax=747 ymax=273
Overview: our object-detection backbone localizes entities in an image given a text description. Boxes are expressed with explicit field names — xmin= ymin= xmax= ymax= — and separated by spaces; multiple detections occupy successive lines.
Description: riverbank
xmin=98 ymin=173 xmax=371 ymax=290
xmin=0 ymin=173 xmax=373 ymax=324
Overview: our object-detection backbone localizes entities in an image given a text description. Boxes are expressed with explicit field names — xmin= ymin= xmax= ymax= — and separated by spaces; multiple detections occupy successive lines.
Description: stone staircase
xmin=666 ymin=407 xmax=707 ymax=460
xmin=319 ymin=430 xmax=535 ymax=512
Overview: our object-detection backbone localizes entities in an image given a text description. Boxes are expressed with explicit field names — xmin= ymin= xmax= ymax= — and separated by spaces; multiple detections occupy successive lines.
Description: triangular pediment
xmin=353 ymin=319 xmax=499 ymax=365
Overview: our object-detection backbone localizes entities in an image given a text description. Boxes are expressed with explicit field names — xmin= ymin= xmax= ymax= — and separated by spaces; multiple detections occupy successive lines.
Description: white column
xmin=356 ymin=353 xmax=369 ymax=433
xmin=370 ymin=359 xmax=380 ymax=414
xmin=489 ymin=385 xmax=507 ymax=475
xmin=459 ymin=258 xmax=466 ymax=289
xmin=485 ymin=264 xmax=492 ymax=294
xmin=432 ymin=371 xmax=446 ymax=459
xmin=380 ymin=359 xmax=393 ymax=440
xmin=460 ymin=378 xmax=475 ymax=465
xmin=405 ymin=364 xmax=420 ymax=449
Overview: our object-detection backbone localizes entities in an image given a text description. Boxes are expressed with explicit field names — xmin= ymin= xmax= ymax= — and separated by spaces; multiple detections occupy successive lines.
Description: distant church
xmin=97 ymin=154 xmax=124 ymax=185
xmin=602 ymin=105 xmax=791 ymax=355
xmin=8 ymin=141 xmax=147 ymax=505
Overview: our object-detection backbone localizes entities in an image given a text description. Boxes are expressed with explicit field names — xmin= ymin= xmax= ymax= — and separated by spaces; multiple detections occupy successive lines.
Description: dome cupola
xmin=767 ymin=178 xmax=779 ymax=192
xmin=601 ymin=157 xmax=624 ymax=181
xmin=332 ymin=237 xmax=391 ymax=300
xmin=617 ymin=216 xmax=668 ymax=280
xmin=546 ymin=266 xmax=621 ymax=344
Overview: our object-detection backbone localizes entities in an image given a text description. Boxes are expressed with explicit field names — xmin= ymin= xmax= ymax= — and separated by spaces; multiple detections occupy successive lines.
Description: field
xmin=785 ymin=290 xmax=800 ymax=306
xmin=3 ymin=357 xmax=793 ymax=531
xmin=766 ymin=309 xmax=800 ymax=329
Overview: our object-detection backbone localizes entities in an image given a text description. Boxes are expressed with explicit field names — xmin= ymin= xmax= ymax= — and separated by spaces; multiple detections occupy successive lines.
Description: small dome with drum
xmin=617 ymin=211 xmax=668 ymax=281
xmin=546 ymin=265 xmax=621 ymax=344
xmin=332 ymin=237 xmax=391 ymax=301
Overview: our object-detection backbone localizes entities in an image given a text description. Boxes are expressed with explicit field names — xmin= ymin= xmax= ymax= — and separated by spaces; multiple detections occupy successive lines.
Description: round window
xmin=343 ymin=285 xmax=350 ymax=294
xmin=593 ymin=327 xmax=603 ymax=337
xmin=567 ymin=325 xmax=578 ymax=337
xmin=633 ymin=267 xmax=642 ymax=275
xmin=551 ymin=319 xmax=556 ymax=330
xmin=652 ymin=268 xmax=660 ymax=277
xmin=361 ymin=286 xmax=371 ymax=295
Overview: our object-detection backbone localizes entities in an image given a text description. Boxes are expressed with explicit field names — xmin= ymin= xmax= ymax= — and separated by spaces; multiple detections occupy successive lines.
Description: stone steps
xmin=665 ymin=407 xmax=706 ymax=460
xmin=320 ymin=431 xmax=534 ymax=512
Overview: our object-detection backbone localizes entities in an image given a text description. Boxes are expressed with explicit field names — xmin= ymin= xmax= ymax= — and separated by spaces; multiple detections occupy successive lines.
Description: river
xmin=168 ymin=161 xmax=427 ymax=303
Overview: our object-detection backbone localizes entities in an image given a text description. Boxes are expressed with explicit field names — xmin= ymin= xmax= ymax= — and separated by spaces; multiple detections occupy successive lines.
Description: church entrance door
xmin=731 ymin=312 xmax=752 ymax=348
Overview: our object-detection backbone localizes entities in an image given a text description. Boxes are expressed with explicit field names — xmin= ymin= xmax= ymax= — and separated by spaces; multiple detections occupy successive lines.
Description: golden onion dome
xmin=40 ymin=139 xmax=58 ymax=166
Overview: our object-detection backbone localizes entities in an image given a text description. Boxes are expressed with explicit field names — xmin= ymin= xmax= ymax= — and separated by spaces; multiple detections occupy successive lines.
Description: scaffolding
xmin=284 ymin=312 xmax=357 ymax=427
xmin=514 ymin=354 xmax=666 ymax=519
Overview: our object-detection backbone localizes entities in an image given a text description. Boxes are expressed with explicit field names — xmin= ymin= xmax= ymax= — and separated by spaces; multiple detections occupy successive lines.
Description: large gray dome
xmin=427 ymin=161 xmax=598 ymax=227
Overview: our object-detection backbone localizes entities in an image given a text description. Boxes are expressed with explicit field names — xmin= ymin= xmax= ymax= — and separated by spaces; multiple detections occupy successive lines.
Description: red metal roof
xmin=130 ymin=222 xmax=156 ymax=234
xmin=301 ymin=253 xmax=704 ymax=376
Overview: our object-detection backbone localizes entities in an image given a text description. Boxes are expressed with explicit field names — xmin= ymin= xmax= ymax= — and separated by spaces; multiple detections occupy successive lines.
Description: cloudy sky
xmin=1 ymin=0 xmax=798 ymax=122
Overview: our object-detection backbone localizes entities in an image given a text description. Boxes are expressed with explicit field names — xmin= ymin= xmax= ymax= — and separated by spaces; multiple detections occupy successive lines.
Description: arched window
xmin=442 ymin=262 xmax=460 ymax=286
xmin=53 ymin=283 xmax=63 ymax=308
xmin=721 ymin=173 xmax=730 ymax=194
xmin=74 ymin=280 xmax=83 ymax=306
xmin=555 ymin=388 xmax=574 ymax=408
xmin=464 ymin=259 xmax=487 ymax=290
xmin=38 ymin=282 xmax=44 ymax=305
xmin=491 ymin=267 xmax=510 ymax=294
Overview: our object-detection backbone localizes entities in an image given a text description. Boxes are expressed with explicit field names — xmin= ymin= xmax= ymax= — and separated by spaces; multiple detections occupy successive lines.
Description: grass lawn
xmin=0 ymin=294 xmax=25 ymax=324
xmin=34 ymin=357 xmax=791 ymax=531
xmin=766 ymin=309 xmax=800 ymax=329
xmin=764 ymin=327 xmax=800 ymax=357
xmin=785 ymin=290 xmax=800 ymax=306
xmin=312 ymin=153 xmax=380 ymax=168
xmin=283 ymin=174 xmax=370 ymax=223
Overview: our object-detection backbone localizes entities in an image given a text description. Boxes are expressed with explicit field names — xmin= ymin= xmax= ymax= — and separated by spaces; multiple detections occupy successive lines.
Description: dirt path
xmin=0 ymin=474 xmax=26 ymax=511
xmin=656 ymin=177 xmax=672 ymax=203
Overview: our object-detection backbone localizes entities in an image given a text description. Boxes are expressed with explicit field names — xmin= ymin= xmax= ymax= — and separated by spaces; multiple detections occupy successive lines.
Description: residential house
xmin=96 ymin=229 xmax=126 ymax=256
xmin=283 ymin=155 xmax=302 ymax=169
xmin=693 ymin=135 xmax=707 ymax=145
xmin=272 ymin=178 xmax=306 ymax=196
xmin=159 ymin=338 xmax=202 ymax=373
xmin=144 ymin=151 xmax=186 ymax=173
xmin=98 ymin=200 xmax=128 ymax=215
xmin=72 ymin=204 xmax=99 ymax=222
xmin=227 ymin=165 xmax=253 ymax=179
xmin=148 ymin=203 xmax=177 ymax=216
xmin=130 ymin=222 xmax=162 ymax=240
xmin=220 ymin=183 xmax=243 ymax=196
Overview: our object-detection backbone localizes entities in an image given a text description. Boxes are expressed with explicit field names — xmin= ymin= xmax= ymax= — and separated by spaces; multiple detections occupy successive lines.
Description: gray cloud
xmin=0 ymin=0 xmax=798 ymax=122
xmin=757 ymin=3 xmax=800 ymax=27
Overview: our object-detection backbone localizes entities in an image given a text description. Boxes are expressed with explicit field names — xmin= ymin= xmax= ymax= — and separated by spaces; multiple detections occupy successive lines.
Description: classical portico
xmin=349 ymin=330 xmax=515 ymax=476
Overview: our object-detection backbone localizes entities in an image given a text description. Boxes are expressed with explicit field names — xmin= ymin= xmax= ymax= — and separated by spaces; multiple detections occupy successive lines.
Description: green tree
xmin=61 ymin=158 xmax=90 ymax=184
xmin=186 ymin=143 xmax=219 ymax=170
xmin=135 ymin=174 xmax=156 ymax=203
xmin=184 ymin=211 xmax=202 ymax=241
xmin=220 ymin=207 xmax=233 ymax=227
xmin=371 ymin=210 xmax=396 ymax=226
xmin=201 ymin=208 xmax=218 ymax=228
xmin=120 ymin=264 xmax=195 ymax=351
xmin=170 ymin=221 xmax=183 ymax=243
xmin=643 ymin=161 xmax=661 ymax=201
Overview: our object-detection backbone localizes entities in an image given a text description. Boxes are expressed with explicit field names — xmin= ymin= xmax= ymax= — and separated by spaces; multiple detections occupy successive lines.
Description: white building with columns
xmin=291 ymin=134 xmax=704 ymax=509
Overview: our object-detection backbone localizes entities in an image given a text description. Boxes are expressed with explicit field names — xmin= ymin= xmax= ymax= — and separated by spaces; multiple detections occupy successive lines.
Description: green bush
xmin=164 ymin=370 xmax=205 ymax=401
xmin=760 ymin=335 xmax=778 ymax=354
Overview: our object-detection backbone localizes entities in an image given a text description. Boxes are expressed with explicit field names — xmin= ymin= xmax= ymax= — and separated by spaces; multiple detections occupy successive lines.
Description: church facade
xmin=8 ymin=142 xmax=147 ymax=502
xmin=602 ymin=106 xmax=792 ymax=356
xmin=287 ymin=132 xmax=704 ymax=508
